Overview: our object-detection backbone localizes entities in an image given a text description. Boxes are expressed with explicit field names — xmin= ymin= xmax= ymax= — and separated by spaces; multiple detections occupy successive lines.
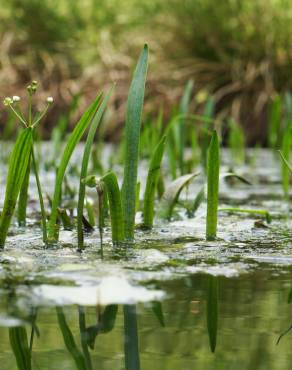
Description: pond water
xmin=1 ymin=269 xmax=292 ymax=370
xmin=1 ymin=147 xmax=292 ymax=369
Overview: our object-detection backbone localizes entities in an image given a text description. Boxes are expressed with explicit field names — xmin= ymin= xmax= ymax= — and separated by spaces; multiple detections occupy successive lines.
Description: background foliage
xmin=1 ymin=0 xmax=292 ymax=143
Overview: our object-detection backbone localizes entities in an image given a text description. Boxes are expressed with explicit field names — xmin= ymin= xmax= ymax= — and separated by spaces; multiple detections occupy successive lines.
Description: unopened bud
xmin=12 ymin=95 xmax=21 ymax=102
xmin=46 ymin=96 xmax=54 ymax=104
xmin=3 ymin=97 xmax=13 ymax=106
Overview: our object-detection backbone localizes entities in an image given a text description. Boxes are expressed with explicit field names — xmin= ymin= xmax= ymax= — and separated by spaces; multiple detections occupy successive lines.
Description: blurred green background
xmin=0 ymin=0 xmax=292 ymax=144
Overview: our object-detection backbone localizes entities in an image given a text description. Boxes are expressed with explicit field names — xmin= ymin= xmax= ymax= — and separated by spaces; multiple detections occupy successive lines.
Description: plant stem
xmin=206 ymin=130 xmax=220 ymax=240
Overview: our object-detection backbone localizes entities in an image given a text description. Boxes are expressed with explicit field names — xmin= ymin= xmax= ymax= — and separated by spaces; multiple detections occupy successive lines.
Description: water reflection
xmin=206 ymin=275 xmax=218 ymax=353
xmin=2 ymin=271 xmax=292 ymax=369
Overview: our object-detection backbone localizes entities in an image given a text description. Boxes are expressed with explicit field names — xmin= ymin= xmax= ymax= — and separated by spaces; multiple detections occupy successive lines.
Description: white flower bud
xmin=46 ymin=96 xmax=54 ymax=104
xmin=12 ymin=95 xmax=21 ymax=102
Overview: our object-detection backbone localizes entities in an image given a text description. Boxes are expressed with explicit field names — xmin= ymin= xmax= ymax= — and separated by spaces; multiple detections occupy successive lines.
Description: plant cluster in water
xmin=1 ymin=44 xmax=288 ymax=250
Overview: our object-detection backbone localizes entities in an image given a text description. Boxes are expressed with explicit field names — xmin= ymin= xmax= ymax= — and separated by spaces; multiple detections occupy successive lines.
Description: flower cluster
xmin=3 ymin=80 xmax=54 ymax=128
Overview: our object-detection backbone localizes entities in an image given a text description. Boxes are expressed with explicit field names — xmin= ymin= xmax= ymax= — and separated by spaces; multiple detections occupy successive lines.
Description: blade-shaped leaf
xmin=0 ymin=128 xmax=33 ymax=247
xmin=47 ymin=95 xmax=102 ymax=243
xmin=121 ymin=44 xmax=149 ymax=240
xmin=77 ymin=88 xmax=113 ymax=249
xmin=143 ymin=135 xmax=166 ymax=228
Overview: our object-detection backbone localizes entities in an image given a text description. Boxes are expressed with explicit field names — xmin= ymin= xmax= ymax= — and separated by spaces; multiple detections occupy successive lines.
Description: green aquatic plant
xmin=0 ymin=128 xmax=33 ymax=247
xmin=121 ymin=44 xmax=149 ymax=241
xmin=100 ymin=172 xmax=125 ymax=245
xmin=201 ymin=97 xmax=215 ymax=169
xmin=142 ymin=135 xmax=167 ymax=229
xmin=77 ymin=88 xmax=113 ymax=250
xmin=228 ymin=119 xmax=245 ymax=165
xmin=280 ymin=124 xmax=292 ymax=199
xmin=159 ymin=172 xmax=200 ymax=220
xmin=0 ymin=83 xmax=53 ymax=246
xmin=178 ymin=79 xmax=194 ymax=174
xmin=83 ymin=173 xmax=125 ymax=245
xmin=47 ymin=94 xmax=102 ymax=243
xmin=206 ymin=130 xmax=220 ymax=241
xmin=219 ymin=208 xmax=272 ymax=223
xmin=268 ymin=94 xmax=282 ymax=149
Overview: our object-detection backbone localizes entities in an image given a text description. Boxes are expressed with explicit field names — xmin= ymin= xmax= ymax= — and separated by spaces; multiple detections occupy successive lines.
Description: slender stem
xmin=28 ymin=94 xmax=32 ymax=126
xmin=206 ymin=130 xmax=220 ymax=240
xmin=32 ymin=148 xmax=48 ymax=243
xmin=32 ymin=104 xmax=50 ymax=127
xmin=8 ymin=105 xmax=27 ymax=126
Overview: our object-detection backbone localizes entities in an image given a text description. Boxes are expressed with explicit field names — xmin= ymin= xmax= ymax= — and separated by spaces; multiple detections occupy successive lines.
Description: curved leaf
xmin=159 ymin=172 xmax=200 ymax=219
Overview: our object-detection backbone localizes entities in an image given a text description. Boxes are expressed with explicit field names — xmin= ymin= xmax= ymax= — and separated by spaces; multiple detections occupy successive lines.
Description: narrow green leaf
xmin=101 ymin=172 xmax=125 ymax=245
xmin=279 ymin=150 xmax=292 ymax=173
xmin=268 ymin=94 xmax=282 ymax=148
xmin=17 ymin=154 xmax=31 ymax=226
xmin=228 ymin=120 xmax=245 ymax=165
xmin=219 ymin=207 xmax=272 ymax=223
xmin=0 ymin=128 xmax=33 ymax=247
xmin=206 ymin=130 xmax=220 ymax=240
xmin=121 ymin=44 xmax=149 ymax=240
xmin=77 ymin=88 xmax=113 ymax=250
xmin=280 ymin=124 xmax=292 ymax=198
xmin=178 ymin=79 xmax=194 ymax=174
xmin=143 ymin=136 xmax=166 ymax=228
xmin=47 ymin=95 xmax=101 ymax=243
xmin=31 ymin=148 xmax=48 ymax=243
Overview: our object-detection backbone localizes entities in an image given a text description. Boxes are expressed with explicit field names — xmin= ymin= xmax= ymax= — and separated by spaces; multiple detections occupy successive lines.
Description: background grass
xmin=0 ymin=0 xmax=292 ymax=144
